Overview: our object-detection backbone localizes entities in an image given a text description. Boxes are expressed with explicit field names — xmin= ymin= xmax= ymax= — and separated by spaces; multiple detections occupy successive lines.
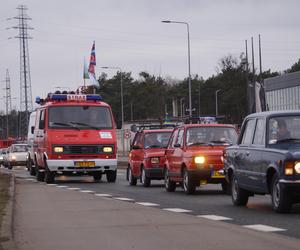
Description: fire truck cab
xmin=33 ymin=92 xmax=117 ymax=184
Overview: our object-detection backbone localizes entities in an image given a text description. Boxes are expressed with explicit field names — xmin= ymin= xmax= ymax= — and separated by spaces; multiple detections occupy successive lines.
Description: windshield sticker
xmin=100 ymin=132 xmax=112 ymax=139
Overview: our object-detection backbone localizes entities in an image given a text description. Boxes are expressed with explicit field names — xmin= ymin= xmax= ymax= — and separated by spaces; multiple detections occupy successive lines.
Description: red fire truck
xmin=33 ymin=92 xmax=117 ymax=184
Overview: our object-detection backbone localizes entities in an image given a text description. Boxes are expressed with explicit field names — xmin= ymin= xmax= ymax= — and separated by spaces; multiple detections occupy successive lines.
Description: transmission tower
xmin=12 ymin=5 xmax=33 ymax=138
xmin=4 ymin=69 xmax=12 ymax=139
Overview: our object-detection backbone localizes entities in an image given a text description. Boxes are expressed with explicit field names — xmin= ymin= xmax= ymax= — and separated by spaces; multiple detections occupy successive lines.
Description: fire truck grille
xmin=68 ymin=145 xmax=99 ymax=154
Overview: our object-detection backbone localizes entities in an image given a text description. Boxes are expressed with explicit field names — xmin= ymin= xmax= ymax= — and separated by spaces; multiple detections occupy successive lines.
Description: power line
xmin=9 ymin=5 xmax=33 ymax=138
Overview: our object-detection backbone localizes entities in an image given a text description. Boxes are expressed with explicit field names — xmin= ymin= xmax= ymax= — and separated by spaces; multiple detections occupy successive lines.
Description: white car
xmin=7 ymin=144 xmax=28 ymax=169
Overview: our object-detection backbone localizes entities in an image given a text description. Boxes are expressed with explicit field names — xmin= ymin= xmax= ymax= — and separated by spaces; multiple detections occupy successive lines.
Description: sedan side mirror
xmin=132 ymin=145 xmax=142 ymax=150
xmin=174 ymin=143 xmax=181 ymax=148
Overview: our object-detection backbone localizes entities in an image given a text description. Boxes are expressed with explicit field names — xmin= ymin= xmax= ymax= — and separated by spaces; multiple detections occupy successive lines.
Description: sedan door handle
xmin=246 ymin=151 xmax=250 ymax=156
xmin=233 ymin=150 xmax=237 ymax=156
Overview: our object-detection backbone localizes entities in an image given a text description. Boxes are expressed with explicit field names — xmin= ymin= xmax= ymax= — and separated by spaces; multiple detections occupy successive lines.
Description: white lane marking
xmin=163 ymin=208 xmax=192 ymax=213
xmin=197 ymin=215 xmax=233 ymax=221
xmin=80 ymin=190 xmax=94 ymax=194
xmin=94 ymin=193 xmax=112 ymax=197
xmin=136 ymin=202 xmax=159 ymax=207
xmin=47 ymin=184 xmax=57 ymax=186
xmin=25 ymin=178 xmax=34 ymax=181
xmin=67 ymin=187 xmax=81 ymax=191
xmin=56 ymin=185 xmax=68 ymax=188
xmin=243 ymin=224 xmax=286 ymax=232
xmin=114 ymin=197 xmax=134 ymax=202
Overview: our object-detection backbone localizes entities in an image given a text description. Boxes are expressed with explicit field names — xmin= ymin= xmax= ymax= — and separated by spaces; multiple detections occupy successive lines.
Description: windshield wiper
xmin=209 ymin=139 xmax=232 ymax=145
xmin=276 ymin=138 xmax=300 ymax=143
xmin=69 ymin=122 xmax=99 ymax=130
xmin=51 ymin=122 xmax=80 ymax=130
xmin=187 ymin=142 xmax=209 ymax=146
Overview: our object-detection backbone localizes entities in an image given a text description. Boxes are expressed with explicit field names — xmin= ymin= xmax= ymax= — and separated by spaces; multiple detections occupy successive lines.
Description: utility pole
xmin=11 ymin=5 xmax=33 ymax=138
xmin=251 ymin=37 xmax=256 ymax=113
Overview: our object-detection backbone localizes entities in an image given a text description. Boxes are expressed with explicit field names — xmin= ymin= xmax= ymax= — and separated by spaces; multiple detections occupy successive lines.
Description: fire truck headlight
xmin=103 ymin=146 xmax=113 ymax=153
xmin=54 ymin=147 xmax=64 ymax=153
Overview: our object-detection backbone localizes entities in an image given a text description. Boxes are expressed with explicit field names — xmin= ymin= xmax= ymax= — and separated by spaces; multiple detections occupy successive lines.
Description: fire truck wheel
xmin=45 ymin=169 xmax=55 ymax=184
xmin=93 ymin=172 xmax=102 ymax=182
xmin=36 ymin=169 xmax=45 ymax=182
xmin=106 ymin=170 xmax=117 ymax=183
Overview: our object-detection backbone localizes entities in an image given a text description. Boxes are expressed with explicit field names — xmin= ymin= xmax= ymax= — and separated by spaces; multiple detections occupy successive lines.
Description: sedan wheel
xmin=183 ymin=168 xmax=196 ymax=194
xmin=271 ymin=174 xmax=292 ymax=213
xmin=141 ymin=167 xmax=151 ymax=187
xmin=128 ymin=167 xmax=137 ymax=186
xmin=164 ymin=169 xmax=176 ymax=192
xmin=231 ymin=174 xmax=249 ymax=206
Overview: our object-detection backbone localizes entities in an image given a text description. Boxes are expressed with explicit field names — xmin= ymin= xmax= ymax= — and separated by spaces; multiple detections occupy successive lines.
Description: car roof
xmin=246 ymin=110 xmax=300 ymax=119
xmin=143 ymin=129 xmax=173 ymax=133
xmin=177 ymin=123 xmax=236 ymax=129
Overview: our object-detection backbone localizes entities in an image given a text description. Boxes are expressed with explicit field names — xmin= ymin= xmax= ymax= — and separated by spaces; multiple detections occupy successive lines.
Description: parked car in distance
xmin=224 ymin=111 xmax=300 ymax=213
xmin=27 ymin=111 xmax=36 ymax=175
xmin=127 ymin=129 xmax=173 ymax=187
xmin=0 ymin=148 xmax=6 ymax=166
xmin=7 ymin=143 xmax=29 ymax=169
xmin=165 ymin=124 xmax=238 ymax=194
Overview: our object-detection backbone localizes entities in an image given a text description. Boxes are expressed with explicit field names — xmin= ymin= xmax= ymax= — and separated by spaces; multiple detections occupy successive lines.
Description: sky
xmin=0 ymin=0 xmax=299 ymax=112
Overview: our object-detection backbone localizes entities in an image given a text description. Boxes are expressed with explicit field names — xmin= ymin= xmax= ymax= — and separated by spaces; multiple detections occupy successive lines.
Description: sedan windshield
xmin=268 ymin=115 xmax=300 ymax=145
xmin=144 ymin=132 xmax=172 ymax=148
xmin=11 ymin=145 xmax=28 ymax=152
xmin=48 ymin=106 xmax=113 ymax=129
xmin=186 ymin=127 xmax=238 ymax=146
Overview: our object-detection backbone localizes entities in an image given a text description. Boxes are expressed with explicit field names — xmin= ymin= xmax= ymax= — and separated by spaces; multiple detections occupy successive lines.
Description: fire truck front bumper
xmin=46 ymin=159 xmax=117 ymax=172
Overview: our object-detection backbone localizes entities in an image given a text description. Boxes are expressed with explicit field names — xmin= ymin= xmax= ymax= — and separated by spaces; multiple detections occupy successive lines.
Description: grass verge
xmin=0 ymin=173 xmax=10 ymax=250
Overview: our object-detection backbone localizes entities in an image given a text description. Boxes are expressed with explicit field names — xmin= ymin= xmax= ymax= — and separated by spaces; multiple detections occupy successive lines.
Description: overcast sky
xmin=0 ymin=0 xmax=299 ymax=112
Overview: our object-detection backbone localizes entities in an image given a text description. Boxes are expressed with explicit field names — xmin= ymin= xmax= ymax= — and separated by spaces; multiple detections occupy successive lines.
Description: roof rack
xmin=131 ymin=123 xmax=177 ymax=133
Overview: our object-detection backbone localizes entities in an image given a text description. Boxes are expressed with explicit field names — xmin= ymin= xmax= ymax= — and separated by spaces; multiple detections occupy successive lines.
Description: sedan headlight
xmin=150 ymin=157 xmax=159 ymax=164
xmin=53 ymin=146 xmax=64 ymax=153
xmin=103 ymin=146 xmax=113 ymax=153
xmin=194 ymin=156 xmax=205 ymax=164
xmin=0 ymin=156 xmax=3 ymax=160
xmin=295 ymin=162 xmax=300 ymax=174
xmin=11 ymin=155 xmax=16 ymax=160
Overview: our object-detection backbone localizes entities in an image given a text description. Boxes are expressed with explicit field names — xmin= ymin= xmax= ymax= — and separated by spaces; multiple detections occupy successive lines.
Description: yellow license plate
xmin=75 ymin=161 xmax=95 ymax=167
xmin=211 ymin=171 xmax=225 ymax=178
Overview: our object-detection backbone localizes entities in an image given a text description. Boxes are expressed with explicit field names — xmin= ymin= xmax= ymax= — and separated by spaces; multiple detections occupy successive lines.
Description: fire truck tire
xmin=36 ymin=169 xmax=45 ymax=182
xmin=93 ymin=172 xmax=102 ymax=182
xmin=45 ymin=169 xmax=55 ymax=184
xmin=106 ymin=170 xmax=117 ymax=183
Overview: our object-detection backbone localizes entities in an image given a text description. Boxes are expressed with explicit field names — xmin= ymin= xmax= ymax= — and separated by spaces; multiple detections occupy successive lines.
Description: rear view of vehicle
xmin=33 ymin=92 xmax=117 ymax=184
xmin=127 ymin=129 xmax=173 ymax=187
xmin=7 ymin=144 xmax=28 ymax=169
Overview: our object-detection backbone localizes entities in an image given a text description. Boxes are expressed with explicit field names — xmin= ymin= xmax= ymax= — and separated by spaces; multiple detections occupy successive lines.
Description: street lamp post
xmin=162 ymin=20 xmax=193 ymax=118
xmin=215 ymin=89 xmax=221 ymax=117
xmin=100 ymin=66 xmax=124 ymax=129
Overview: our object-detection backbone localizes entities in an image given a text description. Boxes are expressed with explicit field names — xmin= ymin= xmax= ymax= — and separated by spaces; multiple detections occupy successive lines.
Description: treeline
xmin=93 ymin=55 xmax=299 ymax=126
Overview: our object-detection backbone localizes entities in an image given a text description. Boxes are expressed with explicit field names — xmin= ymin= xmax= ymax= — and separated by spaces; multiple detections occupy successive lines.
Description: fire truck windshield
xmin=48 ymin=106 xmax=113 ymax=129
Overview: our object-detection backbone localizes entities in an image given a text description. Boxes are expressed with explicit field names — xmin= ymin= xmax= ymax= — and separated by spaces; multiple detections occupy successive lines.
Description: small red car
xmin=164 ymin=124 xmax=238 ymax=194
xmin=127 ymin=129 xmax=173 ymax=187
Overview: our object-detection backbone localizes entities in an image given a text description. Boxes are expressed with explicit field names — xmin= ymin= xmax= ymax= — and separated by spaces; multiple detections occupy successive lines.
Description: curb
xmin=0 ymin=173 xmax=16 ymax=250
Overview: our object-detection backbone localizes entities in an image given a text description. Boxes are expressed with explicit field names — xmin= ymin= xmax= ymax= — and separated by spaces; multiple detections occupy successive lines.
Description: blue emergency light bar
xmin=35 ymin=94 xmax=102 ymax=104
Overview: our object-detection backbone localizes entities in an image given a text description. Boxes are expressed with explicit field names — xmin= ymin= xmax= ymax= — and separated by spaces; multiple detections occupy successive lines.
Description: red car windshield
xmin=144 ymin=132 xmax=172 ymax=148
xmin=186 ymin=127 xmax=238 ymax=146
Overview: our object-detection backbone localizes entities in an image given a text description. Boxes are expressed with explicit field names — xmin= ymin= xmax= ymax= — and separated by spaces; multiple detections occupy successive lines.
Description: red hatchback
xmin=164 ymin=124 xmax=238 ymax=194
xmin=127 ymin=129 xmax=173 ymax=187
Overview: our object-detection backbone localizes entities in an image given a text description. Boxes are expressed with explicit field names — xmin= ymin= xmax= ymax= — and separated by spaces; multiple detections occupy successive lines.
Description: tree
xmin=285 ymin=58 xmax=300 ymax=73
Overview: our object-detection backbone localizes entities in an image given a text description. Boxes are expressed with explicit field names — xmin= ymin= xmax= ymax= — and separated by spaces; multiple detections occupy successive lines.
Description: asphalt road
xmin=6 ymin=165 xmax=300 ymax=240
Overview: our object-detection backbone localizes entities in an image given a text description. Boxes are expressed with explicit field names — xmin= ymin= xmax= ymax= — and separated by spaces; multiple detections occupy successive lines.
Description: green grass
xmin=0 ymin=173 xmax=10 ymax=250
